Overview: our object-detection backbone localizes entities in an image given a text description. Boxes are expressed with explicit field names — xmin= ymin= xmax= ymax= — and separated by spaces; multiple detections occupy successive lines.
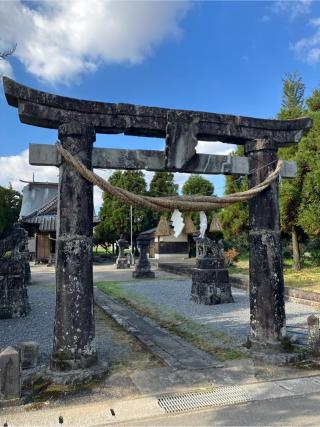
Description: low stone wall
xmin=158 ymin=262 xmax=194 ymax=277
xmin=159 ymin=262 xmax=320 ymax=308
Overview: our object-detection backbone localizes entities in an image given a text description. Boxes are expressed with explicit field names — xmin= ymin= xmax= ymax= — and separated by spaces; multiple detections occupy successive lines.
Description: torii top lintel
xmin=3 ymin=77 xmax=312 ymax=146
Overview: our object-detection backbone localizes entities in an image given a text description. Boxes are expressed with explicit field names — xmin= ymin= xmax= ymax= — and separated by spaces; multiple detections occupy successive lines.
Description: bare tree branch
xmin=0 ymin=43 xmax=17 ymax=60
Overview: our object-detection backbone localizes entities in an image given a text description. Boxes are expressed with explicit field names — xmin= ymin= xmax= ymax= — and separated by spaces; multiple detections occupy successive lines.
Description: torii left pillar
xmin=51 ymin=121 xmax=97 ymax=371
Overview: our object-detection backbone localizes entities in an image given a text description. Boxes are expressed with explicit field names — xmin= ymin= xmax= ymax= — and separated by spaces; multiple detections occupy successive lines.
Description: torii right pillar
xmin=245 ymin=139 xmax=286 ymax=348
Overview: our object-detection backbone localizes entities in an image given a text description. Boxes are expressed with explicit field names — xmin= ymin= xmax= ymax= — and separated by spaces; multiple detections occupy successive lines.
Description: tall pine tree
xmin=277 ymin=72 xmax=306 ymax=270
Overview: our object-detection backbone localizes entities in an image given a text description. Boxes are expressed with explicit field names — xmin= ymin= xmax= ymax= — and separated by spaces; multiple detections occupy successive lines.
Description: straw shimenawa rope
xmin=56 ymin=142 xmax=283 ymax=213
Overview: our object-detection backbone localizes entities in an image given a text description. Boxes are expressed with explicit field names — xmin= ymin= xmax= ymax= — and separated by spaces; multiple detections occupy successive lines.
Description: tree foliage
xmin=182 ymin=174 xmax=214 ymax=228
xmin=182 ymin=175 xmax=214 ymax=196
xmin=148 ymin=172 xmax=178 ymax=226
xmin=278 ymin=72 xmax=305 ymax=120
xmin=219 ymin=146 xmax=249 ymax=243
xmin=296 ymin=89 xmax=320 ymax=236
xmin=0 ymin=185 xmax=22 ymax=239
xmin=277 ymin=73 xmax=307 ymax=270
xmin=95 ymin=170 xmax=149 ymax=247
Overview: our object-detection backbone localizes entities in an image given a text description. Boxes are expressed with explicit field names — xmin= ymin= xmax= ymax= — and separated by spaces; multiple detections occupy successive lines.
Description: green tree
xmin=277 ymin=72 xmax=306 ymax=270
xmin=182 ymin=175 xmax=214 ymax=228
xmin=219 ymin=146 xmax=249 ymax=245
xmin=278 ymin=72 xmax=305 ymax=120
xmin=149 ymin=171 xmax=178 ymax=197
xmin=0 ymin=185 xmax=22 ymax=239
xmin=148 ymin=171 xmax=178 ymax=226
xmin=297 ymin=88 xmax=320 ymax=237
xmin=96 ymin=170 xmax=150 ymax=250
xmin=182 ymin=175 xmax=214 ymax=196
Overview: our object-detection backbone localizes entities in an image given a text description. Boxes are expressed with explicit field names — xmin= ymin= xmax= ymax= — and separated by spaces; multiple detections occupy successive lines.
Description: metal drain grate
xmin=158 ymin=386 xmax=253 ymax=413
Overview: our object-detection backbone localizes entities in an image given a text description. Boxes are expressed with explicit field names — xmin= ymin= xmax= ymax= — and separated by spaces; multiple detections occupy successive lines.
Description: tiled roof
xmin=23 ymin=214 xmax=56 ymax=232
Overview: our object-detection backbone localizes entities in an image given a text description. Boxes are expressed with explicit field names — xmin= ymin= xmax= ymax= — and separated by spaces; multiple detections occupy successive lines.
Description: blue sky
xmin=0 ymin=0 xmax=320 ymax=210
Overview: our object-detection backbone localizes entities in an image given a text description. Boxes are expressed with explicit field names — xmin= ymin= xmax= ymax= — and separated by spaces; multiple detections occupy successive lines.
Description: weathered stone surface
xmin=0 ymin=346 xmax=21 ymax=400
xmin=0 ymin=224 xmax=31 ymax=319
xmin=191 ymin=236 xmax=233 ymax=305
xmin=133 ymin=236 xmax=155 ymax=279
xmin=17 ymin=341 xmax=39 ymax=369
xmin=3 ymin=77 xmax=312 ymax=145
xmin=51 ymin=121 xmax=97 ymax=372
xmin=0 ymin=259 xmax=31 ymax=319
xmin=307 ymin=314 xmax=320 ymax=354
xmin=191 ymin=269 xmax=234 ymax=305
xmin=165 ymin=111 xmax=199 ymax=170
xmin=245 ymin=139 xmax=286 ymax=346
xmin=116 ymin=237 xmax=130 ymax=270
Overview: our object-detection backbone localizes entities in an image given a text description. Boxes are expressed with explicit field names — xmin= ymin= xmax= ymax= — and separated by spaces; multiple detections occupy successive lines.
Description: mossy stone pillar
xmin=245 ymin=139 xmax=286 ymax=347
xmin=51 ymin=121 xmax=97 ymax=371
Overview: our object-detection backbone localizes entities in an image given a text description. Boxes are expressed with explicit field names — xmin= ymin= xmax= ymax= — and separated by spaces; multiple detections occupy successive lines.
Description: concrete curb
xmin=3 ymin=375 xmax=320 ymax=426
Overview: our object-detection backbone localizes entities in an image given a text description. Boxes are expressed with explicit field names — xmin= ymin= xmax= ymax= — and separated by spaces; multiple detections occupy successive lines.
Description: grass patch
xmin=230 ymin=258 xmax=320 ymax=293
xmin=96 ymin=281 xmax=246 ymax=362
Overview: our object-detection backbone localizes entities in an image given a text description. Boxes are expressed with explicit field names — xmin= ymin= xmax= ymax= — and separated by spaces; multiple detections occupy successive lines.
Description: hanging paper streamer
xmin=171 ymin=209 xmax=185 ymax=237
xmin=199 ymin=211 xmax=207 ymax=238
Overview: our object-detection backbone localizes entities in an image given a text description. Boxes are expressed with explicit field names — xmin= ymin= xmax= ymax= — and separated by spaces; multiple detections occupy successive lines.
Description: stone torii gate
xmin=3 ymin=77 xmax=311 ymax=371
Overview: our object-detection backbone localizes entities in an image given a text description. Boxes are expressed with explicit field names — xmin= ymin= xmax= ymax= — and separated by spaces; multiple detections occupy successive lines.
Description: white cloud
xmin=0 ymin=60 xmax=13 ymax=79
xmin=0 ymin=149 xmax=59 ymax=191
xmin=291 ymin=17 xmax=320 ymax=63
xmin=272 ymin=0 xmax=313 ymax=20
xmin=196 ymin=140 xmax=235 ymax=156
xmin=0 ymin=149 xmax=110 ymax=212
xmin=0 ymin=0 xmax=188 ymax=84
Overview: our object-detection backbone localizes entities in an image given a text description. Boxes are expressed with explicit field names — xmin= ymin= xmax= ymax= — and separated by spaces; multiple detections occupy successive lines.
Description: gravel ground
xmin=1 ymin=265 xmax=316 ymax=360
xmin=0 ymin=283 xmax=54 ymax=363
xmin=120 ymin=279 xmax=317 ymax=343
xmin=0 ymin=265 xmax=165 ymax=367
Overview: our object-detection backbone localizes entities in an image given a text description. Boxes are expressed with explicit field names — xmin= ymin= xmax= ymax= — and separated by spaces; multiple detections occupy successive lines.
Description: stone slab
xmin=17 ymin=341 xmax=39 ymax=369
xmin=30 ymin=144 xmax=298 ymax=177
xmin=130 ymin=360 xmax=255 ymax=394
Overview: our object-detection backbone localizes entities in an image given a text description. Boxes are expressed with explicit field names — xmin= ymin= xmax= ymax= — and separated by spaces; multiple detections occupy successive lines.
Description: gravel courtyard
xmin=1 ymin=264 xmax=317 ymax=360
xmin=119 ymin=278 xmax=317 ymax=343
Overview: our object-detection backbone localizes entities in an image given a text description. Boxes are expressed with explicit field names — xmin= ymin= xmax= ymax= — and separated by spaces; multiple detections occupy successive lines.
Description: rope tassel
xmin=56 ymin=142 xmax=283 ymax=213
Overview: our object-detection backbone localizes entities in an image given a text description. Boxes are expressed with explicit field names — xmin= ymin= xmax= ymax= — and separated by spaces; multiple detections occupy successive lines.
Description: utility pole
xmin=130 ymin=205 xmax=134 ymax=265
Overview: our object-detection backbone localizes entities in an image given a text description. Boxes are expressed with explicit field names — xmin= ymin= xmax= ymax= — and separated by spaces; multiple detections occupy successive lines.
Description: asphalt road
xmin=114 ymin=393 xmax=320 ymax=427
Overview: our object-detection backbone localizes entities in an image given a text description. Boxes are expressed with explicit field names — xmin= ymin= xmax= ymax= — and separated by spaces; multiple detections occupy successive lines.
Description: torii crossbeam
xmin=3 ymin=77 xmax=312 ymax=372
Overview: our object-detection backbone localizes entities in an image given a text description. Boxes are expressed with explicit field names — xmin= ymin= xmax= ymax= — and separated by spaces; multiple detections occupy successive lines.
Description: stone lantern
xmin=116 ymin=236 xmax=130 ymax=269
xmin=133 ymin=235 xmax=155 ymax=278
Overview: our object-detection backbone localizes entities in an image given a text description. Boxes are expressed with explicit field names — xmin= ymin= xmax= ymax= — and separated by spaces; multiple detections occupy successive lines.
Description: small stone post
xmin=17 ymin=341 xmax=39 ymax=369
xmin=0 ymin=346 xmax=21 ymax=400
xmin=307 ymin=314 xmax=320 ymax=354
xmin=245 ymin=139 xmax=286 ymax=347
xmin=51 ymin=121 xmax=97 ymax=371
xmin=133 ymin=235 xmax=155 ymax=278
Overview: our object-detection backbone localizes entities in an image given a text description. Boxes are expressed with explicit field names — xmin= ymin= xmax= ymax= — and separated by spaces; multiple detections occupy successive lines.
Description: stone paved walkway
xmin=95 ymin=289 xmax=221 ymax=370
